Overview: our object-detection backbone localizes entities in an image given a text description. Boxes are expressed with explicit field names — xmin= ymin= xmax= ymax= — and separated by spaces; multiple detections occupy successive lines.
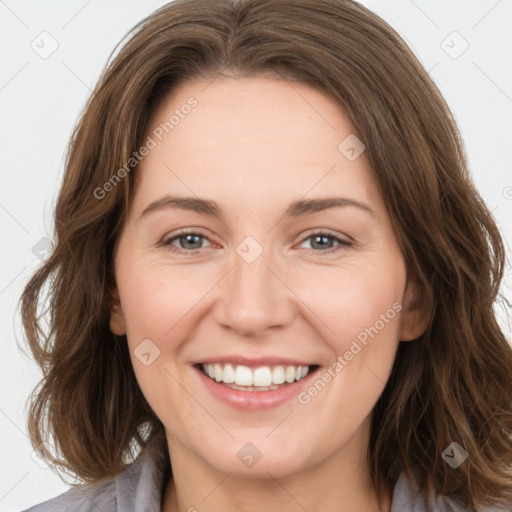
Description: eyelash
xmin=159 ymin=229 xmax=352 ymax=255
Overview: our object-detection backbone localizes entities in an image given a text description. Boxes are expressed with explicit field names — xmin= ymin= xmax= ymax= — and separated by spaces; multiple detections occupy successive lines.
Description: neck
xmin=161 ymin=434 xmax=392 ymax=512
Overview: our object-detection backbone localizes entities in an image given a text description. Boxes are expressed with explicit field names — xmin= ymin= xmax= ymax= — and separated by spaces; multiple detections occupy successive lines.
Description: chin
xmin=192 ymin=437 xmax=318 ymax=480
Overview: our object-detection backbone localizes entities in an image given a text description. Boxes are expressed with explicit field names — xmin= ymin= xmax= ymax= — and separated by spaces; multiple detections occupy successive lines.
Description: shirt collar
xmin=115 ymin=448 xmax=165 ymax=512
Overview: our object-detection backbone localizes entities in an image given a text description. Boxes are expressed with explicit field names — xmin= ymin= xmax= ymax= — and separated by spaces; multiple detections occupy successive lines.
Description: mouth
xmin=195 ymin=362 xmax=321 ymax=392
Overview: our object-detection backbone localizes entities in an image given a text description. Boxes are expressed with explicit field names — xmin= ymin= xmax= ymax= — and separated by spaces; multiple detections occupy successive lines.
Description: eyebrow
xmin=139 ymin=195 xmax=376 ymax=220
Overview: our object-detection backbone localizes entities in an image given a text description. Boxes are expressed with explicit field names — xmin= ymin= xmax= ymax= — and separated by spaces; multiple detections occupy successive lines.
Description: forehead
xmin=130 ymin=76 xmax=382 ymax=218
xmin=145 ymin=75 xmax=350 ymax=164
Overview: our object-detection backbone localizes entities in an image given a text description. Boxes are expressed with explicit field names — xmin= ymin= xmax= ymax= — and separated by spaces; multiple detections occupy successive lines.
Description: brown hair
xmin=19 ymin=0 xmax=512 ymax=508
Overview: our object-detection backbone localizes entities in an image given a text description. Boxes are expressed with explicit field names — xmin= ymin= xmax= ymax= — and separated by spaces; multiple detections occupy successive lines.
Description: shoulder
xmin=391 ymin=471 xmax=510 ymax=512
xmin=21 ymin=477 xmax=116 ymax=512
xmin=22 ymin=449 xmax=164 ymax=512
xmin=391 ymin=471 xmax=464 ymax=511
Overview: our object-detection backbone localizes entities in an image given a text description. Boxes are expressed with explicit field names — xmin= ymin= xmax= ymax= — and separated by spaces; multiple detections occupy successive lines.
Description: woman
xmin=20 ymin=0 xmax=512 ymax=510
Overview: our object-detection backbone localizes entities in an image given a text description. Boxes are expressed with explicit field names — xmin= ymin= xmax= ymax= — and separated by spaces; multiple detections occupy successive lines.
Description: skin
xmin=109 ymin=75 xmax=429 ymax=512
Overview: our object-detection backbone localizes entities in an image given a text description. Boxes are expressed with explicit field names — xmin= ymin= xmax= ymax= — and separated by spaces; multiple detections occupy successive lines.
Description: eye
xmin=160 ymin=230 xmax=212 ymax=254
xmin=298 ymin=231 xmax=352 ymax=254
xmin=159 ymin=229 xmax=352 ymax=255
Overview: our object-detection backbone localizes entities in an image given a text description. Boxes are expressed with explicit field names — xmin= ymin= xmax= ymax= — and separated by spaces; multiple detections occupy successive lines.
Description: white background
xmin=1 ymin=1 xmax=511 ymax=510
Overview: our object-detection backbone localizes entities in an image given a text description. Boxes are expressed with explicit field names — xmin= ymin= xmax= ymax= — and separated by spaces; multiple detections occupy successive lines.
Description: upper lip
xmin=195 ymin=356 xmax=317 ymax=368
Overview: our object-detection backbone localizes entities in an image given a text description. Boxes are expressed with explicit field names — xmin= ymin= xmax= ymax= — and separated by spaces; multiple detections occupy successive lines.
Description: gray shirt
xmin=21 ymin=449 xmax=476 ymax=511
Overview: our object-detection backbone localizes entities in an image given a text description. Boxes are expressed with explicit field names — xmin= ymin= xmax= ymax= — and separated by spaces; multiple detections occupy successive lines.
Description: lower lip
xmin=194 ymin=366 xmax=319 ymax=410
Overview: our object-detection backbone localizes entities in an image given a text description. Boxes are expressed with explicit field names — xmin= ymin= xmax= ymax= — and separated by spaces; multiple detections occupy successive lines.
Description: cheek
xmin=294 ymin=261 xmax=405 ymax=416
xmin=116 ymin=263 xmax=211 ymax=424
xmin=290 ymin=259 xmax=405 ymax=350
xmin=119 ymin=261 xmax=212 ymax=344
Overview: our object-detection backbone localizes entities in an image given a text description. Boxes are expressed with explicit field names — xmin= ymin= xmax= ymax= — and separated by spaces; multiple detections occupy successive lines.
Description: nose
xmin=213 ymin=242 xmax=295 ymax=337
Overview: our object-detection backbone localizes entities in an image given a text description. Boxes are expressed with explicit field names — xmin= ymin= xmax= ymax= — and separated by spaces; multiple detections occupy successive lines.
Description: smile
xmin=194 ymin=359 xmax=321 ymax=409
xmin=201 ymin=363 xmax=312 ymax=391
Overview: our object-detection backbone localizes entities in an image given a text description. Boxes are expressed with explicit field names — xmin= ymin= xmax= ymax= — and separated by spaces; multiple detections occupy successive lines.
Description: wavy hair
xmin=19 ymin=0 xmax=512 ymax=509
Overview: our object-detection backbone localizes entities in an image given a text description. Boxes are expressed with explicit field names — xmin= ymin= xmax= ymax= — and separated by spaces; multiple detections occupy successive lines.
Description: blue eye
xmin=299 ymin=231 xmax=352 ymax=253
xmin=160 ymin=231 xmax=211 ymax=253
xmin=160 ymin=230 xmax=351 ymax=255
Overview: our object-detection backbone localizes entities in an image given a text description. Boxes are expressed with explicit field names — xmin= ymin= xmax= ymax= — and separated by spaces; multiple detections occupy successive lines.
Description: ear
xmin=107 ymin=286 xmax=127 ymax=336
xmin=399 ymin=276 xmax=432 ymax=342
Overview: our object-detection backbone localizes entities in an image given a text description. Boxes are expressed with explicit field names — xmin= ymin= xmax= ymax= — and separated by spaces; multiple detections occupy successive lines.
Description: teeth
xmin=223 ymin=364 xmax=235 ymax=383
xmin=234 ymin=365 xmax=253 ymax=386
xmin=272 ymin=366 xmax=285 ymax=384
xmin=253 ymin=367 xmax=272 ymax=387
xmin=202 ymin=363 xmax=311 ymax=387
xmin=285 ymin=366 xmax=296 ymax=383
xmin=214 ymin=364 xmax=223 ymax=382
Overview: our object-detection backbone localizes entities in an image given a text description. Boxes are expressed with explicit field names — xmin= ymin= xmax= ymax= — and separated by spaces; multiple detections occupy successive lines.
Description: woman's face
xmin=110 ymin=75 xmax=425 ymax=478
